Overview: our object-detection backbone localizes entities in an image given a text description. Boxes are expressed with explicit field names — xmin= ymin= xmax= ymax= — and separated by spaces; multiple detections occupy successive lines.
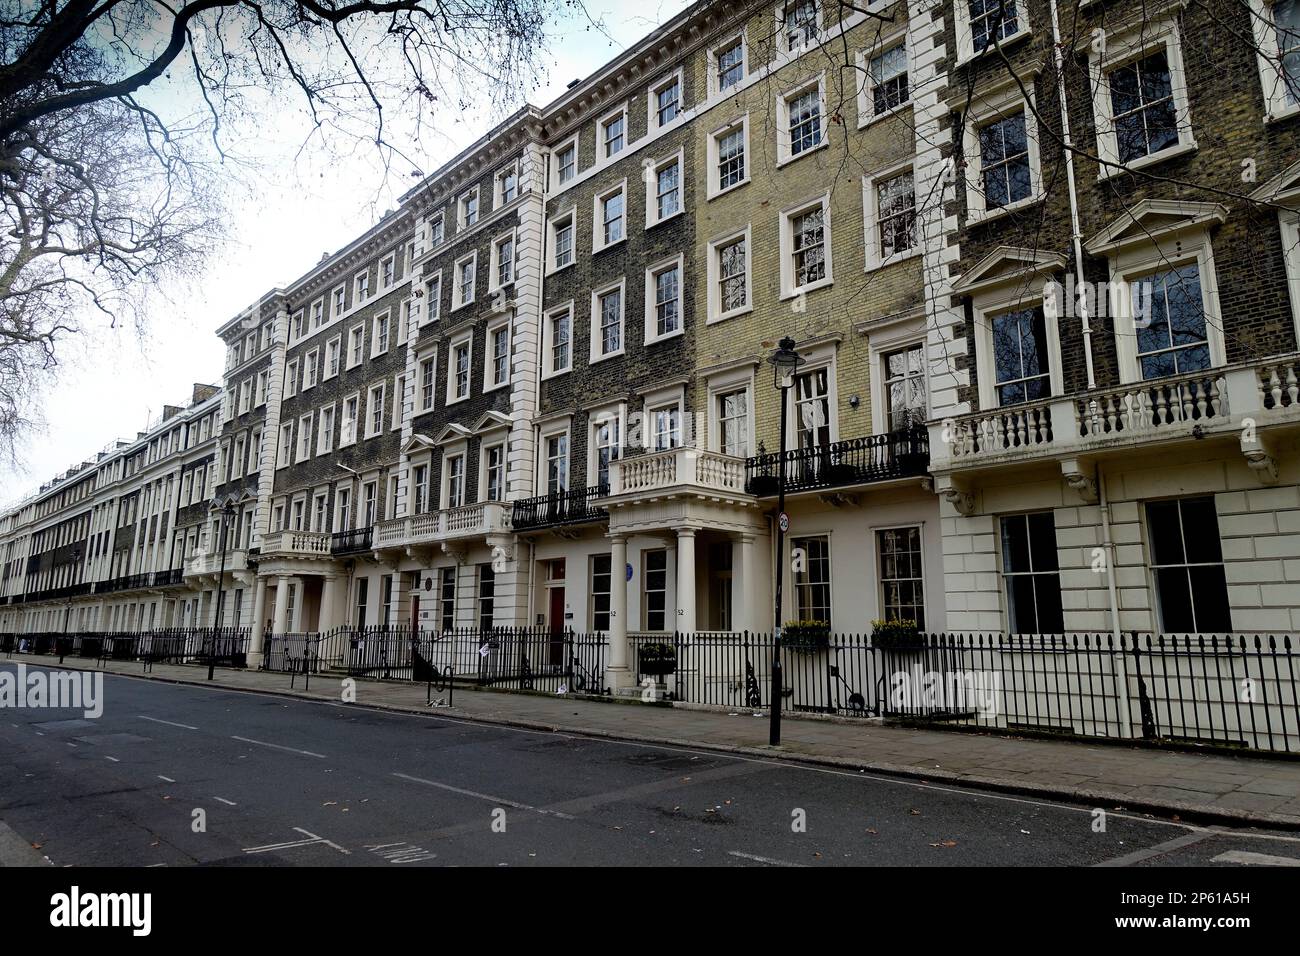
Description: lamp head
xmin=767 ymin=336 xmax=804 ymax=389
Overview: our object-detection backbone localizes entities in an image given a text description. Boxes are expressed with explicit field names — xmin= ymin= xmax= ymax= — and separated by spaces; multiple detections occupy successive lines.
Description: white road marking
xmin=365 ymin=841 xmax=437 ymax=864
xmin=243 ymin=828 xmax=349 ymax=856
xmin=230 ymin=735 xmax=325 ymax=759
xmin=728 ymin=850 xmax=808 ymax=867
xmin=157 ymin=775 xmax=175 ymax=783
xmin=1095 ymin=831 xmax=1212 ymax=867
xmin=1212 ymin=850 xmax=1300 ymax=866
xmin=213 ymin=797 xmax=237 ymax=806
xmin=138 ymin=715 xmax=198 ymax=731
xmin=392 ymin=772 xmax=575 ymax=819
xmin=146 ymin=863 xmax=167 ymax=868
xmin=104 ymin=756 xmax=120 ymax=763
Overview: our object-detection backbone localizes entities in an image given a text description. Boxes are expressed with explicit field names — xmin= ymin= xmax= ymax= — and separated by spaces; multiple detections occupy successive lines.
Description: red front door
xmin=547 ymin=587 xmax=566 ymax=666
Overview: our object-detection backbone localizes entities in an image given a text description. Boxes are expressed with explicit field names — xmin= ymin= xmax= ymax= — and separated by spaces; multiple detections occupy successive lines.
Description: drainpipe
xmin=1097 ymin=463 xmax=1121 ymax=643
xmin=1049 ymin=0 xmax=1096 ymax=391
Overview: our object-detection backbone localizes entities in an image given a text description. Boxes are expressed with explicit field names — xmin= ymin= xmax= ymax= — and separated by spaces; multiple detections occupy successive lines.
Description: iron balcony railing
xmin=331 ymin=526 xmax=374 ymax=555
xmin=511 ymin=484 xmax=608 ymax=531
xmin=744 ymin=426 xmax=929 ymax=496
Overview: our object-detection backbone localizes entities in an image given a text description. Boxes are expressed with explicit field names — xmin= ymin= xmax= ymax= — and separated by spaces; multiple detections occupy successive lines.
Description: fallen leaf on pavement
xmin=909 ymin=808 xmax=921 ymax=815
xmin=865 ymin=828 xmax=877 ymax=835
xmin=930 ymin=840 xmax=958 ymax=848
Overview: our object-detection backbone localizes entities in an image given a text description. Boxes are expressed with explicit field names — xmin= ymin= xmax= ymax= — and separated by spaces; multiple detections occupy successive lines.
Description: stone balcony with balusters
xmin=928 ymin=354 xmax=1300 ymax=490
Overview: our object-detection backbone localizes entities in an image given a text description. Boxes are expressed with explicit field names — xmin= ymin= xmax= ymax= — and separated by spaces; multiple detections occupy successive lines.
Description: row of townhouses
xmin=3 ymin=0 xmax=1300 ymax=693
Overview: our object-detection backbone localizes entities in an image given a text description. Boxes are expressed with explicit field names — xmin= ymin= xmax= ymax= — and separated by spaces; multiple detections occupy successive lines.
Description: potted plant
xmin=893 ymin=426 xmax=930 ymax=472
xmin=638 ymin=641 xmax=677 ymax=679
xmin=871 ymin=618 xmax=924 ymax=650
xmin=825 ymin=460 xmax=860 ymax=485
xmin=781 ymin=620 xmax=830 ymax=652
xmin=747 ymin=472 xmax=779 ymax=496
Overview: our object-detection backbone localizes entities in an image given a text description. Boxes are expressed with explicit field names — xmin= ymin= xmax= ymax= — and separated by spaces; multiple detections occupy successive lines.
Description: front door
xmin=547 ymin=586 xmax=566 ymax=666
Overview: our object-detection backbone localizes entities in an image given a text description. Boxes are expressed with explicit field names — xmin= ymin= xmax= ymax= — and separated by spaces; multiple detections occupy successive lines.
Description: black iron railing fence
xmin=331 ymin=527 xmax=374 ymax=555
xmin=1 ymin=627 xmax=250 ymax=667
xmin=6 ymin=625 xmax=1299 ymax=754
xmin=744 ymin=426 xmax=929 ymax=495
xmin=261 ymin=626 xmax=608 ymax=693
xmin=511 ymin=485 xmax=607 ymax=531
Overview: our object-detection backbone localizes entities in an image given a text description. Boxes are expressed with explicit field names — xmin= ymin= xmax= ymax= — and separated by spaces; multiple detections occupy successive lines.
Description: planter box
xmin=747 ymin=474 xmax=779 ymax=496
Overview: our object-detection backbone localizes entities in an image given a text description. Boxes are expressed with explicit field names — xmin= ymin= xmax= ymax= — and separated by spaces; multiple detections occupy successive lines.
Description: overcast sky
xmin=0 ymin=1 xmax=692 ymax=504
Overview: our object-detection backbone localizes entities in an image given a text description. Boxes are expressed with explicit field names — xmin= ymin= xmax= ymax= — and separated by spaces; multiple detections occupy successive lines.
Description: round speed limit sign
xmin=778 ymin=512 xmax=790 ymax=533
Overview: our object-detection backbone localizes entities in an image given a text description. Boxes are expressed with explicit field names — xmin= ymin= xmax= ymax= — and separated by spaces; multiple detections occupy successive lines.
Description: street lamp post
xmin=767 ymin=337 xmax=804 ymax=747
xmin=209 ymin=498 xmax=237 ymax=681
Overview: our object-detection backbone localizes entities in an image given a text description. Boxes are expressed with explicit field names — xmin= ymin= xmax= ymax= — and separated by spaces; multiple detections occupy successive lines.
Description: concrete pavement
xmin=11 ymin=652 xmax=1300 ymax=830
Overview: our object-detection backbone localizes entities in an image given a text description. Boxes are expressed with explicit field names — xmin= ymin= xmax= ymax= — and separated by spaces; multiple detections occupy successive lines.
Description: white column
xmin=273 ymin=575 xmax=290 ymax=633
xmin=249 ymin=576 xmax=269 ymax=665
xmin=676 ymin=528 xmax=696 ymax=634
xmin=732 ymin=532 xmax=756 ymax=633
xmin=606 ymin=534 xmax=631 ymax=691
xmin=320 ymin=575 xmax=340 ymax=632
xmin=290 ymin=577 xmax=305 ymax=632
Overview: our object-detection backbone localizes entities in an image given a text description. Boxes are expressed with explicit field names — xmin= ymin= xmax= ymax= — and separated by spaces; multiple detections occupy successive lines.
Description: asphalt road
xmin=3 ymin=662 xmax=1300 ymax=867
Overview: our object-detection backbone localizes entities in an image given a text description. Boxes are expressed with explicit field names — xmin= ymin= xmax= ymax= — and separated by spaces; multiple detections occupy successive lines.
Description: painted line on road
xmin=392 ymin=772 xmax=575 ymax=819
xmin=1211 ymin=850 xmax=1300 ymax=866
xmin=728 ymin=850 xmax=808 ymax=867
xmin=231 ymin=735 xmax=326 ymax=759
xmin=138 ymin=715 xmax=198 ymax=731
xmin=104 ymin=756 xmax=120 ymax=763
xmin=242 ymin=828 xmax=349 ymax=856
xmin=213 ymin=797 xmax=238 ymax=806
xmin=293 ymin=827 xmax=350 ymax=855
xmin=157 ymin=775 xmax=175 ymax=783
xmin=1094 ymin=831 xmax=1212 ymax=867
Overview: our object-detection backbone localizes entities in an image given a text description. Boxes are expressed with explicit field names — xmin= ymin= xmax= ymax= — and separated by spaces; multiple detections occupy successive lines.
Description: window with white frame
xmin=291 ymin=497 xmax=306 ymax=531
xmin=492 ymin=232 xmax=515 ymax=289
xmin=381 ymin=255 xmax=394 ymax=289
xmin=444 ymin=452 xmax=466 ymax=509
xmin=340 ymin=395 xmax=362 ymax=449
xmin=1133 ymin=264 xmax=1214 ymax=379
xmin=367 ymin=383 xmax=385 ymax=437
xmin=1000 ymin=512 xmax=1064 ymax=634
xmin=553 ymin=136 xmax=578 ymax=188
xmin=487 ymin=322 xmax=510 ymax=388
xmin=399 ymin=298 xmax=413 ymax=342
xmin=861 ymin=40 xmax=909 ymax=119
xmin=643 ymin=549 xmax=668 ymax=630
xmin=412 ymin=464 xmax=429 ymax=514
xmin=866 ymin=166 xmax=917 ymax=269
xmin=1250 ymin=0 xmax=1300 ymax=120
xmin=990 ymin=306 xmax=1052 ymax=405
xmin=878 ymin=526 xmax=924 ymax=628
xmin=325 ymin=336 xmax=341 ymax=378
xmin=419 ymin=357 xmax=436 ymax=412
xmin=256 ymin=369 xmax=269 ymax=406
xmin=590 ymin=554 xmax=612 ymax=631
xmin=291 ymin=310 xmax=304 ymax=341
xmin=329 ymin=286 xmax=345 ymax=320
xmin=454 ymin=253 xmax=476 ymax=309
xmin=650 ymin=71 xmax=682 ymax=128
xmin=316 ymin=404 xmax=335 ymax=455
xmin=883 ymin=343 xmax=927 ymax=431
xmin=484 ymin=443 xmax=506 ymax=501
xmin=312 ymin=493 xmax=328 ymax=532
xmin=1147 ymin=496 xmax=1232 ymax=632
xmin=591 ymin=282 xmax=624 ymax=360
xmin=304 ymin=351 xmax=318 ymax=389
xmin=497 ymin=162 xmax=519 ymax=205
xmin=780 ymin=0 xmax=819 ymax=51
xmin=297 ymin=414 xmax=313 ymax=461
xmin=795 ymin=366 xmax=832 ymax=450
xmin=392 ymin=373 xmax=406 ymax=429
xmin=714 ymin=36 xmax=746 ymax=93
xmin=968 ymin=0 xmax=1020 ymax=55
xmin=428 ymin=214 xmax=445 ymax=246
xmin=424 ymin=273 xmax=441 ymax=323
xmin=355 ymin=270 xmax=370 ymax=302
xmin=450 ymin=337 xmax=471 ymax=401
xmin=362 ymin=481 xmax=378 ymax=526
xmin=710 ymin=118 xmax=748 ymax=197
xmin=372 ymin=312 xmax=389 ymax=356
xmin=238 ymin=379 xmax=251 ymax=414
xmin=600 ymin=107 xmax=626 ymax=159
xmin=335 ymin=486 xmax=352 ymax=532
xmin=594 ymin=183 xmax=626 ymax=250
xmin=347 ymin=324 xmax=364 ymax=368
xmin=459 ymin=187 xmax=479 ymax=227
xmin=650 ymin=401 xmax=682 ymax=451
xmin=1089 ymin=22 xmax=1195 ymax=173
xmin=781 ymin=198 xmax=831 ymax=296
xmin=545 ymin=432 xmax=568 ymax=495
xmin=707 ymin=228 xmax=751 ymax=322
xmin=963 ymin=91 xmax=1041 ymax=221
xmin=644 ymin=258 xmax=683 ymax=344
xmin=550 ymin=212 xmax=575 ymax=271
xmin=716 ymin=388 xmax=749 ymax=457
xmin=781 ymin=80 xmax=824 ymax=162
xmin=311 ymin=299 xmax=324 ymax=329
xmin=277 ymin=423 xmax=292 ymax=468
xmin=585 ymin=414 xmax=617 ymax=492
xmin=792 ymin=534 xmax=832 ymax=623
xmin=546 ymin=305 xmax=572 ymax=375
xmin=646 ymin=152 xmax=682 ymax=226
xmin=386 ymin=474 xmax=399 ymax=519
